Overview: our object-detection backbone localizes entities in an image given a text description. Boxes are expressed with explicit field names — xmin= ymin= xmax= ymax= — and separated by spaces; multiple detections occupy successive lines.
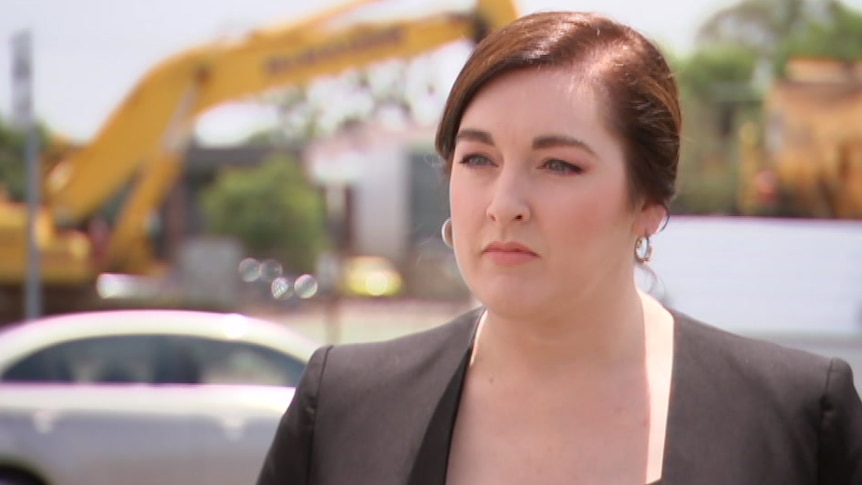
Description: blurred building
xmin=164 ymin=124 xmax=468 ymax=301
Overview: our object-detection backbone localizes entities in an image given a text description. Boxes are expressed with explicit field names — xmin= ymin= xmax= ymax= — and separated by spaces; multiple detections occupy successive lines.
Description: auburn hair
xmin=435 ymin=11 xmax=681 ymax=207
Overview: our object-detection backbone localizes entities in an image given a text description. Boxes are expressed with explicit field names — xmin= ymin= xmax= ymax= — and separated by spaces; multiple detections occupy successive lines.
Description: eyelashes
xmin=458 ymin=153 xmax=494 ymax=167
xmin=542 ymin=159 xmax=584 ymax=174
xmin=458 ymin=153 xmax=584 ymax=175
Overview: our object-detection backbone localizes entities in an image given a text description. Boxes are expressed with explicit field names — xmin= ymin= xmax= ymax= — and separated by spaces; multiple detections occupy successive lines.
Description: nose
xmin=486 ymin=170 xmax=531 ymax=223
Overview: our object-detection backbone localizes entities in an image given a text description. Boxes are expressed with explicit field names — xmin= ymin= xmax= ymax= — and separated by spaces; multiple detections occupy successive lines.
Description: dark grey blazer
xmin=256 ymin=308 xmax=862 ymax=485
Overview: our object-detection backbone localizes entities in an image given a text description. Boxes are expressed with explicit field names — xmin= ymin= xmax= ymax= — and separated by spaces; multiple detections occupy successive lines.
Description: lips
xmin=481 ymin=241 xmax=539 ymax=266
xmin=482 ymin=241 xmax=538 ymax=255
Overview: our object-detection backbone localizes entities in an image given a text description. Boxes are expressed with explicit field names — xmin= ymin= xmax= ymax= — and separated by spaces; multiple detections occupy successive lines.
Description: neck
xmin=475 ymin=278 xmax=653 ymax=378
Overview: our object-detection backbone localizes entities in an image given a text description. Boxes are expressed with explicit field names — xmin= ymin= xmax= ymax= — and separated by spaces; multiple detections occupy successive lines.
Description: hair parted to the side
xmin=435 ymin=11 xmax=681 ymax=208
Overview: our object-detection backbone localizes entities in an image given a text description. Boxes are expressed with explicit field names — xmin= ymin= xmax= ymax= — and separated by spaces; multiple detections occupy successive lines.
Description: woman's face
xmin=449 ymin=68 xmax=659 ymax=318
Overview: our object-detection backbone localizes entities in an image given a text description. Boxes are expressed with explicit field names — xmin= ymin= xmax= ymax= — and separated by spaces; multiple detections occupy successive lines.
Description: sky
xmin=1 ymin=0 xmax=858 ymax=145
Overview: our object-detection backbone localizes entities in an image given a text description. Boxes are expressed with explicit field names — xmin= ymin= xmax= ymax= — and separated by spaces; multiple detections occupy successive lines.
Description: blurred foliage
xmin=697 ymin=0 xmax=862 ymax=73
xmin=670 ymin=45 xmax=761 ymax=215
xmin=674 ymin=45 xmax=759 ymax=101
xmin=670 ymin=159 xmax=742 ymax=215
xmin=0 ymin=117 xmax=54 ymax=202
xmin=201 ymin=152 xmax=329 ymax=274
xmin=0 ymin=119 xmax=26 ymax=200
xmin=697 ymin=0 xmax=819 ymax=58
xmin=774 ymin=1 xmax=862 ymax=74
xmin=249 ymin=58 xmax=441 ymax=145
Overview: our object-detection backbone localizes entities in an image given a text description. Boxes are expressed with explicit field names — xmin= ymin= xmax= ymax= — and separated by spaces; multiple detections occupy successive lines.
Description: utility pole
xmin=11 ymin=30 xmax=42 ymax=320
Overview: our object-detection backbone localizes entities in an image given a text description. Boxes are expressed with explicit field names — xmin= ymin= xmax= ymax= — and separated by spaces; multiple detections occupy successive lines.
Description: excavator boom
xmin=46 ymin=1 xmax=518 ymax=226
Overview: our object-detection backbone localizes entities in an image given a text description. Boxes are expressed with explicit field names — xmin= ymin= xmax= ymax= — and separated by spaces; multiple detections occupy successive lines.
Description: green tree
xmin=670 ymin=45 xmax=761 ymax=214
xmin=0 ymin=118 xmax=56 ymax=202
xmin=0 ymin=118 xmax=27 ymax=200
xmin=250 ymin=57 xmax=441 ymax=145
xmin=696 ymin=0 xmax=823 ymax=58
xmin=696 ymin=0 xmax=862 ymax=73
xmin=675 ymin=45 xmax=759 ymax=102
xmin=775 ymin=1 xmax=862 ymax=74
xmin=201 ymin=153 xmax=328 ymax=274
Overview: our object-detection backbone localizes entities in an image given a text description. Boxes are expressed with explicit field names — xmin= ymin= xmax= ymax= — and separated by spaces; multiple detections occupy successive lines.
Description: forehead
xmin=458 ymin=68 xmax=622 ymax=158
xmin=461 ymin=68 xmax=609 ymax=135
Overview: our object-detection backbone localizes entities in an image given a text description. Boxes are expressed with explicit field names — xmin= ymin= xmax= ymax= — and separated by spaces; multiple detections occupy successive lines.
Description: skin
xmin=449 ymin=67 xmax=665 ymax=340
xmin=445 ymin=67 xmax=674 ymax=484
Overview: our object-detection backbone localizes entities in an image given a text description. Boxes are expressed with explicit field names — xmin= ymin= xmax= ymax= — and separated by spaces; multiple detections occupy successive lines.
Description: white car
xmin=0 ymin=310 xmax=320 ymax=485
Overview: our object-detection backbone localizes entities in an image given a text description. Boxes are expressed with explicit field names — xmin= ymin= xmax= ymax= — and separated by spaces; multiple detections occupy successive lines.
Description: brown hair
xmin=435 ymin=11 xmax=681 ymax=208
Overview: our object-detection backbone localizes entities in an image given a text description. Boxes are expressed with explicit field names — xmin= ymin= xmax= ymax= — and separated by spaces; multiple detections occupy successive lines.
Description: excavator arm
xmin=43 ymin=0 xmax=385 ymax=224
xmin=44 ymin=0 xmax=518 ymax=274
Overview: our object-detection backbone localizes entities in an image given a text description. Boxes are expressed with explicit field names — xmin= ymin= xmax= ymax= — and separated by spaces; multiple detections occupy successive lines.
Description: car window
xmin=2 ymin=335 xmax=160 ymax=384
xmin=166 ymin=336 xmax=305 ymax=387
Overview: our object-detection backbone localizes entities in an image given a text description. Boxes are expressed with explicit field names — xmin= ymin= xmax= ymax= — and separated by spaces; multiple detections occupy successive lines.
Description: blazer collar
xmin=660 ymin=309 xmax=730 ymax=484
xmin=402 ymin=308 xmax=482 ymax=485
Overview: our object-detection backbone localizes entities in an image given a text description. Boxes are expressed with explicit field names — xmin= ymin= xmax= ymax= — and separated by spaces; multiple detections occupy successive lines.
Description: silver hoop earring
xmin=441 ymin=218 xmax=453 ymax=248
xmin=634 ymin=236 xmax=652 ymax=263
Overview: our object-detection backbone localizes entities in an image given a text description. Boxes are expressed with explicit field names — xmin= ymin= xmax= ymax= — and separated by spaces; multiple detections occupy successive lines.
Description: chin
xmin=471 ymin=280 xmax=550 ymax=320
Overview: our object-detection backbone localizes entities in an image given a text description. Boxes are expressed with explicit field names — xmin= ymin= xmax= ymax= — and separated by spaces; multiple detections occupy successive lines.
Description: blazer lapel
xmin=406 ymin=335 xmax=473 ymax=485
xmin=659 ymin=311 xmax=727 ymax=484
xmin=314 ymin=308 xmax=481 ymax=485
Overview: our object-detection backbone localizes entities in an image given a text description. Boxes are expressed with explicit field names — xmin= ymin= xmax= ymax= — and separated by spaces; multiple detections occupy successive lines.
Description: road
xmin=246 ymin=298 xmax=477 ymax=345
xmin=247 ymin=296 xmax=862 ymax=393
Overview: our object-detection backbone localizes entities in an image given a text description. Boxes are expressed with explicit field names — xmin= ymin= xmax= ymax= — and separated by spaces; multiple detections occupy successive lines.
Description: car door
xmin=0 ymin=335 xmax=203 ymax=485
xmin=162 ymin=336 xmax=303 ymax=485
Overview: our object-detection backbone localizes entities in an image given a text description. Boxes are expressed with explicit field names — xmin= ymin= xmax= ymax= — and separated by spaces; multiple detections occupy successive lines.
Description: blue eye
xmin=543 ymin=159 xmax=583 ymax=174
xmin=459 ymin=154 xmax=495 ymax=167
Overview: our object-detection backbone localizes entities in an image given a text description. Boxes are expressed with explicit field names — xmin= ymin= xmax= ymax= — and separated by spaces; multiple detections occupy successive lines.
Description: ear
xmin=637 ymin=201 xmax=668 ymax=236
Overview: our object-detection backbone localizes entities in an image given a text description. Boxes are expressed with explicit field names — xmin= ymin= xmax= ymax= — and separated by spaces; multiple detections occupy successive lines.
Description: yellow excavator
xmin=738 ymin=57 xmax=862 ymax=218
xmin=0 ymin=0 xmax=519 ymax=322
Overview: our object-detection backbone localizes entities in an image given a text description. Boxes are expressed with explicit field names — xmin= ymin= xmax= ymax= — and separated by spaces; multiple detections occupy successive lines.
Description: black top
xmin=257 ymin=307 xmax=862 ymax=485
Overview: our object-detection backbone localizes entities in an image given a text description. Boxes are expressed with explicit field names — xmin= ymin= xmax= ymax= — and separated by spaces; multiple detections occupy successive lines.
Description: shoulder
xmin=672 ymin=311 xmax=830 ymax=372
xmin=671 ymin=309 xmax=861 ymax=412
xmin=324 ymin=306 xmax=481 ymax=369
xmin=310 ymin=307 xmax=481 ymax=395
xmin=328 ymin=306 xmax=480 ymax=359
xmin=671 ymin=309 xmax=862 ymax=482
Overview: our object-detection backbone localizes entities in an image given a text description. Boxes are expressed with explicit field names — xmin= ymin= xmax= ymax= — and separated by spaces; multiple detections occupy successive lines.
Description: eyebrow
xmin=532 ymin=134 xmax=598 ymax=157
xmin=455 ymin=129 xmax=598 ymax=158
xmin=455 ymin=129 xmax=494 ymax=145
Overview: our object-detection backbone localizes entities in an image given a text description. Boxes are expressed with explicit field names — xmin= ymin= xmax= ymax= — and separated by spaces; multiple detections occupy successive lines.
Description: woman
xmin=257 ymin=11 xmax=862 ymax=485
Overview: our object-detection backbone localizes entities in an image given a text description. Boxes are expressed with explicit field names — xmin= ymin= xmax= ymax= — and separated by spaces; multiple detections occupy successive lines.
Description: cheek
xmin=448 ymin=175 xmax=465 ymax=211
xmin=448 ymin=177 xmax=474 ymax=281
xmin=448 ymin=175 xmax=483 ymax=226
xmin=551 ymin=202 xmax=610 ymax=249
xmin=549 ymin=178 xmax=633 ymax=248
